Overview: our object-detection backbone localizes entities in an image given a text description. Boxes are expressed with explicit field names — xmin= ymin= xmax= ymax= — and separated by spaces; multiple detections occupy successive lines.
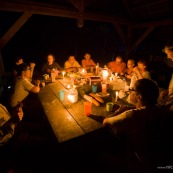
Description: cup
xmin=92 ymin=83 xmax=98 ymax=93
xmin=84 ymin=101 xmax=92 ymax=116
xmin=106 ymin=102 xmax=114 ymax=112
xmin=102 ymin=83 xmax=107 ymax=93
xmin=41 ymin=81 xmax=45 ymax=87
xmin=58 ymin=90 xmax=65 ymax=101
xmin=43 ymin=74 xmax=49 ymax=80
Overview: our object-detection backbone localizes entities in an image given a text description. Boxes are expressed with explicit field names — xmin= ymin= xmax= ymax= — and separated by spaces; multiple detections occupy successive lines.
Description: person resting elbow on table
xmin=64 ymin=55 xmax=81 ymax=73
xmin=102 ymin=78 xmax=166 ymax=172
xmin=9 ymin=63 xmax=40 ymax=109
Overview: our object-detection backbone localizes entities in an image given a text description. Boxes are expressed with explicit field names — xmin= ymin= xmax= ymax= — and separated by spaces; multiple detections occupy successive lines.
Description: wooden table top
xmin=37 ymin=77 xmax=114 ymax=143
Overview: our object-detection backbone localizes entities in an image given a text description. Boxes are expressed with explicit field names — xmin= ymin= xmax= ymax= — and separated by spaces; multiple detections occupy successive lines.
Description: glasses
xmin=125 ymin=88 xmax=136 ymax=94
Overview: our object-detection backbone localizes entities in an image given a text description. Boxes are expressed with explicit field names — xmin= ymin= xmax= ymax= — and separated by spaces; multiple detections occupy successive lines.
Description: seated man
xmin=81 ymin=53 xmax=96 ymax=72
xmin=10 ymin=63 xmax=40 ymax=109
xmin=107 ymin=55 xmax=126 ymax=75
xmin=102 ymin=79 xmax=167 ymax=172
xmin=64 ymin=55 xmax=81 ymax=73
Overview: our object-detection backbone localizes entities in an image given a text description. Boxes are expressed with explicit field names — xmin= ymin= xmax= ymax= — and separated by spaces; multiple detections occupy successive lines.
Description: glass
xmin=84 ymin=101 xmax=92 ymax=116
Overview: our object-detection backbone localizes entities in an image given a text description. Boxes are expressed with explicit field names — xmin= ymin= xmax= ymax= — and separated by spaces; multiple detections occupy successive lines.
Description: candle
xmin=67 ymin=84 xmax=71 ymax=89
xmin=102 ymin=68 xmax=108 ymax=81
xmin=68 ymin=94 xmax=76 ymax=103
xmin=115 ymin=91 xmax=118 ymax=102
xmin=62 ymin=71 xmax=65 ymax=78
xmin=82 ymin=68 xmax=85 ymax=75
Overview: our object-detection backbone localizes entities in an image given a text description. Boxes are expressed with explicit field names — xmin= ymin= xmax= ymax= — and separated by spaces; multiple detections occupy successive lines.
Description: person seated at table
xmin=41 ymin=54 xmax=62 ymax=75
xmin=124 ymin=59 xmax=135 ymax=79
xmin=107 ymin=55 xmax=126 ymax=75
xmin=9 ymin=63 xmax=40 ymax=109
xmin=133 ymin=59 xmax=151 ymax=79
xmin=160 ymin=41 xmax=173 ymax=110
xmin=0 ymin=101 xmax=58 ymax=173
xmin=64 ymin=55 xmax=81 ymax=73
xmin=81 ymin=53 xmax=96 ymax=72
xmin=101 ymin=78 xmax=168 ymax=172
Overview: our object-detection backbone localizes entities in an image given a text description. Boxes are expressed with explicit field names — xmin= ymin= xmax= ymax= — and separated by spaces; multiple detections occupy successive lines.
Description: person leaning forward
xmin=101 ymin=79 xmax=168 ymax=172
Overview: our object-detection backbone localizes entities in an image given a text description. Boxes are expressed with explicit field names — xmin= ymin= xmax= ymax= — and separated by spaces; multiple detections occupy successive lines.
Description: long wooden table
xmin=38 ymin=78 xmax=113 ymax=143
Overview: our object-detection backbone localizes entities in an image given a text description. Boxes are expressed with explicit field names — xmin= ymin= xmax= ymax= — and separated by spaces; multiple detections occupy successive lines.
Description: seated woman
xmin=133 ymin=59 xmax=151 ymax=79
xmin=107 ymin=55 xmax=126 ymax=75
xmin=41 ymin=54 xmax=62 ymax=75
xmin=81 ymin=53 xmax=96 ymax=72
xmin=64 ymin=55 xmax=81 ymax=73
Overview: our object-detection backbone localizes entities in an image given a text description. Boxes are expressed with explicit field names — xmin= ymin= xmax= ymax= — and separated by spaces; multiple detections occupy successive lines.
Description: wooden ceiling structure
xmin=0 ymin=0 xmax=173 ymax=73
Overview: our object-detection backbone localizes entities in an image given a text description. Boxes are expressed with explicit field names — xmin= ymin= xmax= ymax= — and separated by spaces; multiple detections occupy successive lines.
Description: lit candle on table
xmin=62 ymin=71 xmax=65 ymax=78
xmin=102 ymin=68 xmax=108 ymax=81
xmin=68 ymin=93 xmax=75 ymax=103
xmin=115 ymin=91 xmax=118 ymax=102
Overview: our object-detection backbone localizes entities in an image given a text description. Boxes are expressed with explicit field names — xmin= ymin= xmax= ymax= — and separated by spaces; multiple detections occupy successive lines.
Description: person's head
xmin=137 ymin=59 xmax=148 ymax=70
xmin=84 ymin=53 xmax=91 ymax=60
xmin=115 ymin=56 xmax=123 ymax=64
xmin=47 ymin=54 xmax=55 ymax=65
xmin=127 ymin=59 xmax=135 ymax=68
xmin=129 ymin=78 xmax=159 ymax=107
xmin=15 ymin=55 xmax=24 ymax=65
xmin=68 ymin=55 xmax=76 ymax=64
xmin=18 ymin=63 xmax=32 ymax=78
xmin=163 ymin=41 xmax=173 ymax=60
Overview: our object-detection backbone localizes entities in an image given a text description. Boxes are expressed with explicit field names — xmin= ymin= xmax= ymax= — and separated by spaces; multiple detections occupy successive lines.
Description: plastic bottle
xmin=51 ymin=68 xmax=56 ymax=82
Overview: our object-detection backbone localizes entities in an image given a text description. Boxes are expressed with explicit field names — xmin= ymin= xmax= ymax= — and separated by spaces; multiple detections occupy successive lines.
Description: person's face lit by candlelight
xmin=47 ymin=54 xmax=54 ymax=65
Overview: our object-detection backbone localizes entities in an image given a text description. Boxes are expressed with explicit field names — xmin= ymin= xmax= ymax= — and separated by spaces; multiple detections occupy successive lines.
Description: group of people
xmin=1 ymin=41 xmax=173 ymax=172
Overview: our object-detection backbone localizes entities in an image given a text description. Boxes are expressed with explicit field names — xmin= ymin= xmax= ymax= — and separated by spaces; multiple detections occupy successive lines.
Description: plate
xmin=96 ymin=92 xmax=110 ymax=97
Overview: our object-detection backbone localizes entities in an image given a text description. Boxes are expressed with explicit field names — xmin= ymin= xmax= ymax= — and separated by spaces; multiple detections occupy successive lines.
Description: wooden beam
xmin=0 ymin=51 xmax=4 ymax=75
xmin=0 ymin=1 xmax=131 ymax=25
xmin=130 ymin=26 xmax=155 ymax=52
xmin=0 ymin=11 xmax=32 ymax=50
xmin=112 ymin=23 xmax=127 ymax=45
xmin=134 ymin=18 xmax=173 ymax=28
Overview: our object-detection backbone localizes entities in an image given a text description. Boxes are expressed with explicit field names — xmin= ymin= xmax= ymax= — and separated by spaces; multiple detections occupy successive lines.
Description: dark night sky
xmin=0 ymin=12 xmax=166 ymax=72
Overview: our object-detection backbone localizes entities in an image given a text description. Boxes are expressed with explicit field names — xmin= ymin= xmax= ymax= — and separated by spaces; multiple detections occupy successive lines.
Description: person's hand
xmin=161 ymin=90 xmax=169 ymax=99
xmin=34 ymin=80 xmax=41 ymax=87
xmin=30 ymin=62 xmax=36 ymax=69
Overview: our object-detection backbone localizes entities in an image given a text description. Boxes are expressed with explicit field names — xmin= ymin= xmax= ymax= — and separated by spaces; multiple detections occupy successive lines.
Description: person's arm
xmin=30 ymin=80 xmax=40 ymax=93
xmin=30 ymin=62 xmax=36 ymax=78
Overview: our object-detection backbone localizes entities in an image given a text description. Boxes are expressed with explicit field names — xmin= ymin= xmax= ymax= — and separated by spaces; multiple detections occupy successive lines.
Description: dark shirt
xmin=41 ymin=62 xmax=62 ymax=74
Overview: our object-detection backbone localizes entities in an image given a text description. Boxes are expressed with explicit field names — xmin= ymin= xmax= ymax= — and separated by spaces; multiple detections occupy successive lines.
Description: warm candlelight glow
xmin=67 ymin=84 xmax=71 ymax=89
xmin=62 ymin=71 xmax=65 ymax=78
xmin=115 ymin=91 xmax=118 ymax=102
xmin=102 ymin=68 xmax=108 ymax=80
xmin=68 ymin=93 xmax=76 ymax=103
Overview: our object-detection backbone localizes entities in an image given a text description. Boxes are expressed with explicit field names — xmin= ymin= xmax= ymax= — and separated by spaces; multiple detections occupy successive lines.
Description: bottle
xmin=51 ymin=68 xmax=56 ymax=82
